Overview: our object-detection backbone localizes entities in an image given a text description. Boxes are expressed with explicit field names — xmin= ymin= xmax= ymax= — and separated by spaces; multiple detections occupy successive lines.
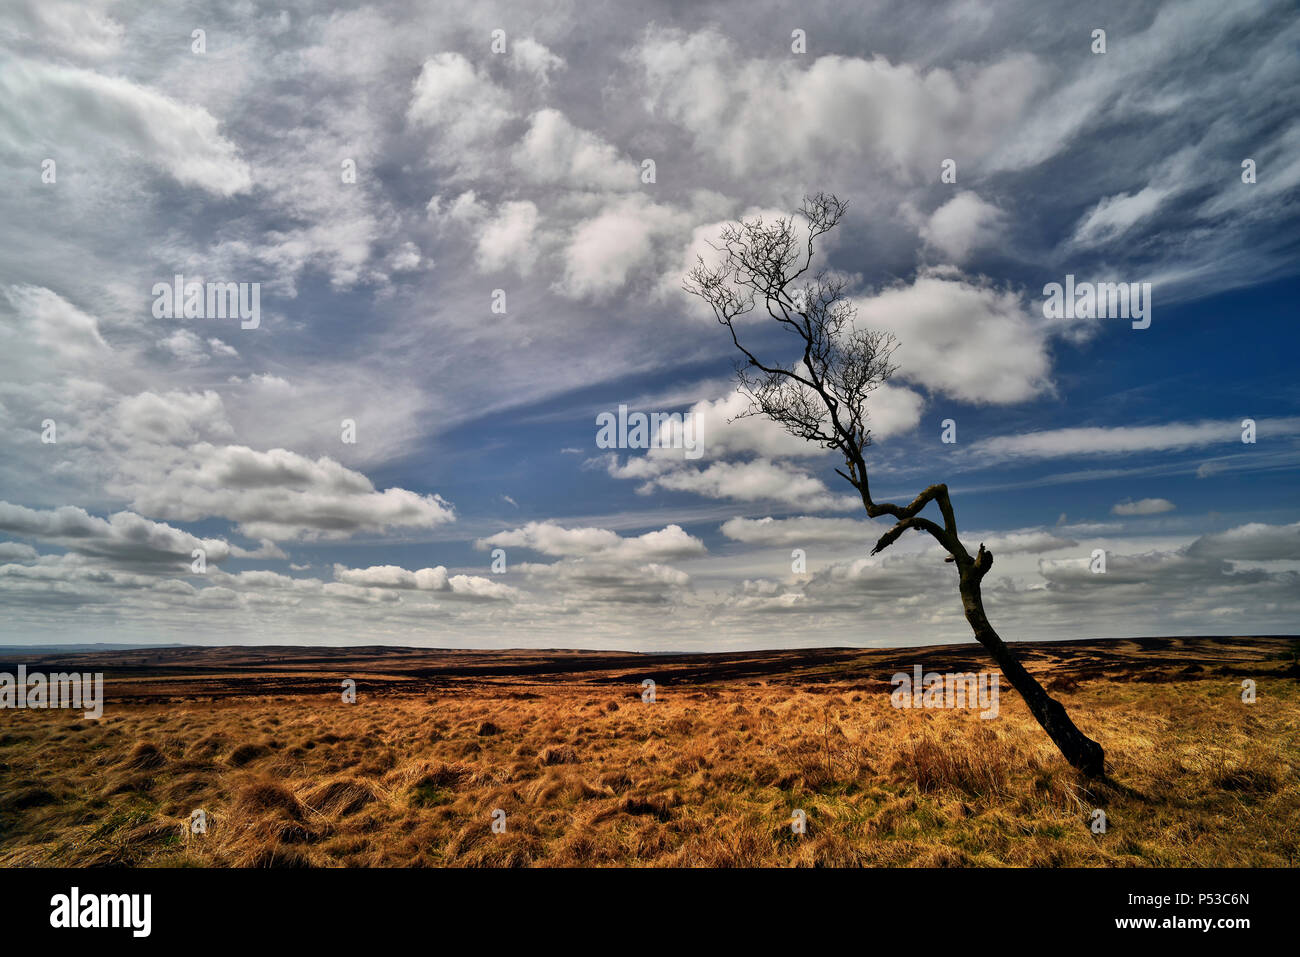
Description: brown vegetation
xmin=0 ymin=636 xmax=1295 ymax=867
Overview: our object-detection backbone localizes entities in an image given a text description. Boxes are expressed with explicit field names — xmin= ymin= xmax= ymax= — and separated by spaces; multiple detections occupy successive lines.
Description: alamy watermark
xmin=596 ymin=404 xmax=703 ymax=459
xmin=152 ymin=274 xmax=260 ymax=329
xmin=50 ymin=887 xmax=150 ymax=937
xmin=0 ymin=666 xmax=103 ymax=719
xmin=890 ymin=665 xmax=1000 ymax=719
xmin=1042 ymin=275 xmax=1152 ymax=330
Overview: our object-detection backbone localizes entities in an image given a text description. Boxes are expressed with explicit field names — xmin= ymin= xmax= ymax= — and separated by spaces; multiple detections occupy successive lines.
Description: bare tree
xmin=684 ymin=192 xmax=1105 ymax=777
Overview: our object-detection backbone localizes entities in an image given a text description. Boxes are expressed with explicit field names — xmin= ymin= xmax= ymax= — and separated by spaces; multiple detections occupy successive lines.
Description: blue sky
xmin=1 ymin=0 xmax=1297 ymax=649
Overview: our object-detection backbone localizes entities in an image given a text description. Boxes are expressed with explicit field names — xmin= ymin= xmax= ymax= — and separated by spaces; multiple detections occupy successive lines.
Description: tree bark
xmin=957 ymin=569 xmax=1105 ymax=777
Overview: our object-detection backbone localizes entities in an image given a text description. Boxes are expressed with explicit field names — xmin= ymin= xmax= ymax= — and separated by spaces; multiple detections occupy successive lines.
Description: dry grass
xmin=1 ymin=662 xmax=1297 ymax=867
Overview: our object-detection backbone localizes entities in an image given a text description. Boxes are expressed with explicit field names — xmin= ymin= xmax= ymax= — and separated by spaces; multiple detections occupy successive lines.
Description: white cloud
xmin=0 ymin=59 xmax=251 ymax=195
xmin=721 ymin=516 xmax=877 ymax=547
xmin=918 ymin=191 xmax=1005 ymax=262
xmin=599 ymin=382 xmax=920 ymax=511
xmin=1112 ymin=497 xmax=1176 ymax=516
xmin=476 ymin=200 xmax=541 ymax=275
xmin=634 ymin=28 xmax=1044 ymax=179
xmin=1186 ymin=522 xmax=1300 ymax=562
xmin=0 ymin=0 xmax=125 ymax=60
xmin=127 ymin=443 xmax=456 ymax=541
xmin=854 ymin=268 xmax=1053 ymax=404
xmin=478 ymin=521 xmax=706 ymax=563
xmin=112 ymin=390 xmax=232 ymax=446
xmin=431 ymin=190 xmax=488 ymax=224
xmin=1 ymin=1 xmax=1296 ymax=649
xmin=332 ymin=563 xmax=515 ymax=601
xmin=406 ymin=52 xmax=515 ymax=148
xmin=388 ymin=241 xmax=423 ymax=272
xmin=509 ymin=37 xmax=565 ymax=84
xmin=625 ymin=458 xmax=857 ymax=511
xmin=0 ymin=541 xmax=40 ymax=561
xmin=1072 ymin=186 xmax=1173 ymax=248
xmin=971 ymin=418 xmax=1300 ymax=462
xmin=561 ymin=195 xmax=688 ymax=299
xmin=157 ymin=329 xmax=212 ymax=363
xmin=513 ymin=109 xmax=637 ymax=190
xmin=2 ymin=285 xmax=109 ymax=369
xmin=978 ymin=529 xmax=1077 ymax=554
xmin=0 ymin=501 xmax=231 ymax=567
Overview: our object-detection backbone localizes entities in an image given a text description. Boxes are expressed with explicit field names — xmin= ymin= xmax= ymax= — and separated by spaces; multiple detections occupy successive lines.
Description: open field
xmin=1 ymin=636 xmax=1297 ymax=867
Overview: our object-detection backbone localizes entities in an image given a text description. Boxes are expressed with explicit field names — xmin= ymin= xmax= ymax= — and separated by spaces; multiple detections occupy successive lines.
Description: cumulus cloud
xmin=157 ymin=329 xmax=214 ymax=363
xmin=854 ymin=268 xmax=1053 ymax=404
xmin=513 ymin=109 xmax=637 ymax=189
xmin=697 ymin=386 xmax=920 ymax=458
xmin=332 ymin=563 xmax=515 ymax=601
xmin=476 ymin=200 xmax=541 ymax=275
xmin=0 ymin=59 xmax=251 ymax=195
xmin=1035 ymin=525 xmax=1300 ymax=607
xmin=508 ymin=37 xmax=565 ymax=84
xmin=598 ymin=384 xmax=919 ymax=510
xmin=634 ymin=28 xmax=1043 ymax=179
xmin=721 ymin=516 xmax=878 ymax=547
xmin=717 ymin=519 xmax=1300 ymax=640
xmin=917 ymin=191 xmax=1006 ymax=262
xmin=477 ymin=522 xmax=706 ymax=563
xmin=472 ymin=523 xmax=702 ymax=610
xmin=1185 ymin=522 xmax=1300 ymax=562
xmin=561 ymin=195 xmax=689 ymax=299
xmin=406 ymin=52 xmax=515 ymax=148
xmin=127 ymin=443 xmax=456 ymax=541
xmin=0 ymin=541 xmax=39 ymax=561
xmin=430 ymin=190 xmax=488 ymax=224
xmin=1 ymin=285 xmax=110 ymax=369
xmin=628 ymin=458 xmax=856 ymax=511
xmin=1 ymin=2 xmax=1296 ymax=648
xmin=388 ymin=241 xmax=423 ymax=272
xmin=0 ymin=502 xmax=231 ymax=567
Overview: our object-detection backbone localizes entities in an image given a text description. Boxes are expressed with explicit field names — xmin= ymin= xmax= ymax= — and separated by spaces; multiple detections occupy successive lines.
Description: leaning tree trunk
xmin=863 ymin=483 xmax=1106 ymax=776
xmin=957 ymin=568 xmax=1105 ymax=776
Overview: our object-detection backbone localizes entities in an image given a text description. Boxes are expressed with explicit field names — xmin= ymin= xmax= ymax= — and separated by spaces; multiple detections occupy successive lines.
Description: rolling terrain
xmin=0 ymin=636 xmax=1296 ymax=867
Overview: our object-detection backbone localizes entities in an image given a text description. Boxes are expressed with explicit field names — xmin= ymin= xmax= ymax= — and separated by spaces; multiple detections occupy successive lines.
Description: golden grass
xmin=0 ymin=673 xmax=1296 ymax=867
